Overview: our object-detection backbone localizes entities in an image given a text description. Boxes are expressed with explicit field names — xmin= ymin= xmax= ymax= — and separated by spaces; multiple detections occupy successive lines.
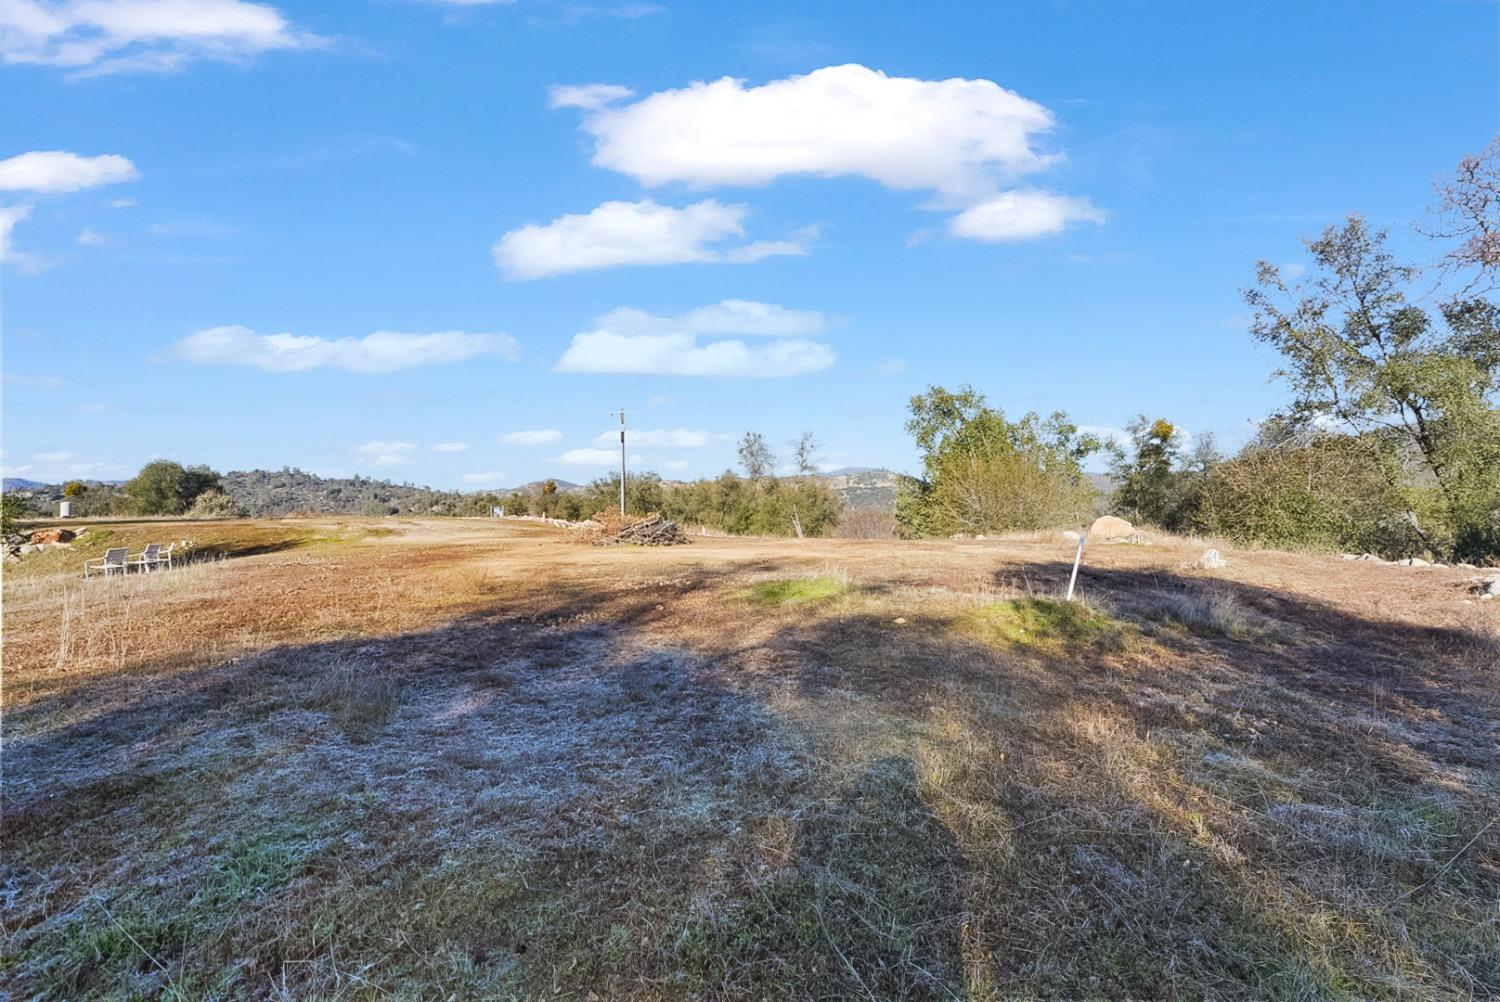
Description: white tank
xmin=58 ymin=500 xmax=72 ymax=517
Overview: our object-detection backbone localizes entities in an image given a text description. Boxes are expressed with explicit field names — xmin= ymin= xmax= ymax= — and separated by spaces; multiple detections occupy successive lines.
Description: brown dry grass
xmin=3 ymin=518 xmax=1497 ymax=1000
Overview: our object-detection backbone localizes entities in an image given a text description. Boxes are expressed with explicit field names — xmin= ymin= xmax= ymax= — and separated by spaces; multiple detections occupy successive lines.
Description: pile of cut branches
xmin=588 ymin=509 xmax=690 ymax=546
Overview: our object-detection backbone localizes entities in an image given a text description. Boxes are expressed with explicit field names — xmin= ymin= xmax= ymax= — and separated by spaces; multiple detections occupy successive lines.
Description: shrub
xmin=184 ymin=489 xmax=244 ymax=519
xmin=896 ymin=385 xmax=1101 ymax=537
xmin=835 ymin=507 xmax=898 ymax=539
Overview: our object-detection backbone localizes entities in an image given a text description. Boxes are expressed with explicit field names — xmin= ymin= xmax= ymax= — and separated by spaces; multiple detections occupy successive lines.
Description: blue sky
xmin=1 ymin=0 xmax=1495 ymax=489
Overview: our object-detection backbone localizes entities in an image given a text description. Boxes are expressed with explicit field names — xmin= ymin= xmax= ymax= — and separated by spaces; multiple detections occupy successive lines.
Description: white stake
xmin=1065 ymin=531 xmax=1086 ymax=601
xmin=617 ymin=407 xmax=627 ymax=515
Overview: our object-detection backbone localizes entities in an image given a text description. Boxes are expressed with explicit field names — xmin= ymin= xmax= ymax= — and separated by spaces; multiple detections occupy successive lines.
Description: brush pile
xmin=588 ymin=509 xmax=690 ymax=546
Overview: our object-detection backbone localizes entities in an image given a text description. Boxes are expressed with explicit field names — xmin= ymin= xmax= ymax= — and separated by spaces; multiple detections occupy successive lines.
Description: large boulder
xmin=1088 ymin=515 xmax=1137 ymax=541
xmin=29 ymin=528 xmax=75 ymax=545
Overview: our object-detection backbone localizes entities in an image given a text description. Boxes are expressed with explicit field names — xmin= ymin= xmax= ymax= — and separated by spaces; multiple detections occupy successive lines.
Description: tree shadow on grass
xmin=2 ymin=579 xmax=970 ymax=1000
xmin=4 ymin=557 xmax=1497 ymax=999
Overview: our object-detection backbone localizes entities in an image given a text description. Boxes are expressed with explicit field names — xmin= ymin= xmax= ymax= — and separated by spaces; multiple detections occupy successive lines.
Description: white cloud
xmin=0 ymin=151 xmax=138 ymax=192
xmin=565 ymin=64 xmax=1052 ymax=197
xmin=876 ymin=358 xmax=907 ymax=375
xmin=34 ymin=450 xmax=73 ymax=462
xmin=461 ymin=471 xmax=506 ymax=484
xmin=659 ymin=459 xmax=689 ymax=472
xmin=492 ymin=198 xmax=808 ymax=279
xmin=554 ymin=64 xmax=1102 ymax=241
xmin=356 ymin=441 xmax=415 ymax=466
xmin=171 ymin=325 xmax=519 ymax=372
xmin=107 ymin=197 xmax=135 ymax=208
xmin=76 ymin=226 xmax=113 ymax=246
xmin=548 ymin=83 xmax=635 ymax=111
xmin=557 ymin=301 xmax=835 ymax=378
xmin=2 ymin=371 xmax=63 ymax=387
xmin=499 ymin=429 xmax=562 ymax=445
xmin=0 ymin=203 xmax=31 ymax=260
xmin=947 ymin=190 xmax=1105 ymax=242
xmin=1077 ymin=425 xmax=1131 ymax=451
xmin=0 ymin=0 xmax=322 ymax=75
xmin=594 ymin=427 xmax=709 ymax=447
xmin=430 ymin=441 xmax=468 ymax=452
xmin=559 ymin=447 xmax=624 ymax=466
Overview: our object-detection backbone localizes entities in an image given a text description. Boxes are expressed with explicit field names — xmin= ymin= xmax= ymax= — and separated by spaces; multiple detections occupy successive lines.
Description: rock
xmin=1340 ymin=553 xmax=1359 ymax=561
xmin=975 ymin=534 xmax=987 ymax=540
xmin=1061 ymin=530 xmax=1082 ymax=543
xmin=1088 ymin=515 xmax=1136 ymax=541
xmin=1357 ymin=553 xmax=1384 ymax=562
xmin=1458 ymin=563 xmax=1478 ymax=570
xmin=1197 ymin=548 xmax=1227 ymax=569
xmin=29 ymin=528 xmax=75 ymax=545
xmin=1399 ymin=557 xmax=1431 ymax=567
xmin=17 ymin=543 xmax=38 ymax=554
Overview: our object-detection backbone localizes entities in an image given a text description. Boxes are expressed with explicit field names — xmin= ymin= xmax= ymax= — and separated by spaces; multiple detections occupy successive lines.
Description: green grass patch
xmin=963 ymin=597 xmax=1129 ymax=652
xmin=742 ymin=575 xmax=852 ymax=606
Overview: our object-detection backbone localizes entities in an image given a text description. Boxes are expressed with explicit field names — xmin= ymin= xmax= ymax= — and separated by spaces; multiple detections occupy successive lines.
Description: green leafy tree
xmin=1 ymin=493 xmax=24 ymax=536
xmin=123 ymin=461 xmax=223 ymax=516
xmin=1110 ymin=416 xmax=1182 ymax=525
xmin=1245 ymin=214 xmax=1500 ymax=559
xmin=896 ymin=385 xmax=1102 ymax=537
xmin=62 ymin=481 xmax=85 ymax=498
xmin=737 ymin=432 xmax=775 ymax=480
xmin=584 ymin=472 xmax=664 ymax=516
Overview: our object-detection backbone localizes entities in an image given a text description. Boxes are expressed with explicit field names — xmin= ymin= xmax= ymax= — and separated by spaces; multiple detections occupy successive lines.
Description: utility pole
xmin=617 ymin=407 xmax=627 ymax=515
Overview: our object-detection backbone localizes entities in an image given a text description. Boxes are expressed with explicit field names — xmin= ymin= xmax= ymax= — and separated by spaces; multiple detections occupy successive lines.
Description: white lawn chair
xmin=131 ymin=543 xmax=174 ymax=572
xmin=84 ymin=547 xmax=129 ymax=578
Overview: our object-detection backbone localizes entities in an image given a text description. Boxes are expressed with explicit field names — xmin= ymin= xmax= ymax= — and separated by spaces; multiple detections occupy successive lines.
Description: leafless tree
xmin=1424 ymin=136 xmax=1500 ymax=294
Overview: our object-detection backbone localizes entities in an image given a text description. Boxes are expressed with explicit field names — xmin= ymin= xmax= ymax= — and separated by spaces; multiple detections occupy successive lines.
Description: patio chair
xmin=131 ymin=543 xmax=174 ymax=572
xmin=84 ymin=547 xmax=129 ymax=578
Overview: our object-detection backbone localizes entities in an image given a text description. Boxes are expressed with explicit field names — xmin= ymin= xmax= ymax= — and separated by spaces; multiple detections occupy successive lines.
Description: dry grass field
xmin=3 ymin=517 xmax=1498 ymax=1000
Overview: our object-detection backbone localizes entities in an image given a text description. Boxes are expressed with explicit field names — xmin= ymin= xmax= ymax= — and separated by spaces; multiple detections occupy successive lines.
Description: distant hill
xmin=220 ymin=469 xmax=470 ymax=516
xmin=816 ymin=468 xmax=900 ymax=509
xmin=6 ymin=467 xmax=908 ymax=516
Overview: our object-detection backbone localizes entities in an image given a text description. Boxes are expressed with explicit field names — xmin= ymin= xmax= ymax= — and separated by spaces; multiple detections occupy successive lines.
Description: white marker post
xmin=1065 ymin=531 xmax=1087 ymax=602
xmin=617 ymin=408 xmax=627 ymax=515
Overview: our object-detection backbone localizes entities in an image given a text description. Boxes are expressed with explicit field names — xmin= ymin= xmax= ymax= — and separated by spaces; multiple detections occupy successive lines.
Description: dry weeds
xmin=3 ymin=518 xmax=1496 ymax=999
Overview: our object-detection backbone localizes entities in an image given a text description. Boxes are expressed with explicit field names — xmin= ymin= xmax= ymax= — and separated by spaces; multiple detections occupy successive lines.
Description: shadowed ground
xmin=3 ymin=518 xmax=1496 ymax=999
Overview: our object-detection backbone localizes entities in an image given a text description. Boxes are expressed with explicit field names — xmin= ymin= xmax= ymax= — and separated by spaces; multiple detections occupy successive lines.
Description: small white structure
xmin=58 ymin=500 xmax=72 ymax=517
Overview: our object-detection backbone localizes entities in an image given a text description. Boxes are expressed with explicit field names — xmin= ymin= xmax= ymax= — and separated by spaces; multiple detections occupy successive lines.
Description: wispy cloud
xmin=493 ymin=199 xmax=810 ymax=279
xmin=356 ymin=441 xmax=416 ymax=466
xmin=2 ymin=372 xmax=64 ymax=388
xmin=430 ymin=442 xmax=469 ymax=453
xmin=556 ymin=300 xmax=834 ymax=378
xmin=0 ymin=0 xmax=326 ymax=76
xmin=593 ymin=427 xmax=708 ymax=447
xmin=499 ymin=429 xmax=563 ymax=445
xmin=172 ymin=325 xmax=520 ymax=373
xmin=559 ymin=447 xmax=641 ymax=466
xmin=0 ymin=151 xmax=138 ymax=193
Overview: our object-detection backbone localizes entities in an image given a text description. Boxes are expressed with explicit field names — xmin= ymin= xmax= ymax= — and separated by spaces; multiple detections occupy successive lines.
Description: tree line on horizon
xmin=5 ymin=142 xmax=1495 ymax=560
